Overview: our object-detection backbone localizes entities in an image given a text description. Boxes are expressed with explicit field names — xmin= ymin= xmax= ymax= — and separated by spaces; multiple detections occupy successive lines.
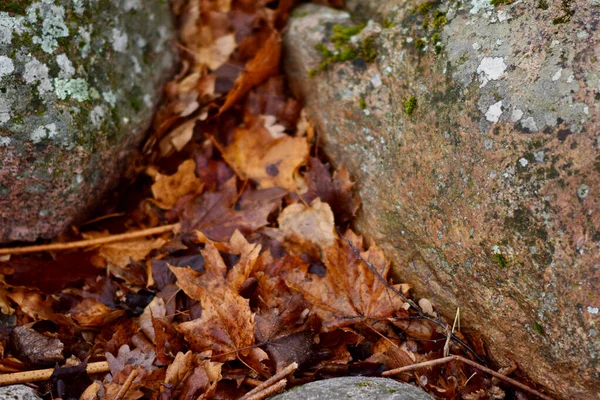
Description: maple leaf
xmin=151 ymin=159 xmax=203 ymax=210
xmin=169 ymin=231 xmax=260 ymax=297
xmin=179 ymin=177 xmax=286 ymax=242
xmin=176 ymin=285 xmax=255 ymax=361
xmin=222 ymin=124 xmax=309 ymax=191
xmin=283 ymin=231 xmax=406 ymax=331
xmin=301 ymin=158 xmax=360 ymax=225
xmin=220 ymin=31 xmax=282 ymax=113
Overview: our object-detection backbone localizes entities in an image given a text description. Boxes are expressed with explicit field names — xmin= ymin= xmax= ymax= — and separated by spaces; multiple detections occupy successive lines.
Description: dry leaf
xmin=223 ymin=125 xmax=309 ymax=190
xmin=151 ymin=159 xmax=202 ymax=209
xmin=283 ymin=231 xmax=406 ymax=331
xmin=418 ymin=298 xmax=436 ymax=318
xmin=69 ymin=298 xmax=125 ymax=327
xmin=220 ymin=31 xmax=282 ymax=113
xmin=198 ymin=32 xmax=237 ymax=71
xmin=278 ymin=198 xmax=336 ymax=249
xmin=176 ymin=285 xmax=255 ymax=361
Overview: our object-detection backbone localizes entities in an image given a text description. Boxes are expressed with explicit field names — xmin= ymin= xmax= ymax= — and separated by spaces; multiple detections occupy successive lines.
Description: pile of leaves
xmin=0 ymin=1 xmax=538 ymax=399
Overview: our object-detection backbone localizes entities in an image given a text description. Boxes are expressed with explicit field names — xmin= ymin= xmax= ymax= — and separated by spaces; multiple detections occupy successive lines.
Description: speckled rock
xmin=284 ymin=2 xmax=600 ymax=399
xmin=271 ymin=377 xmax=433 ymax=400
xmin=0 ymin=0 xmax=177 ymax=242
xmin=0 ymin=384 xmax=41 ymax=399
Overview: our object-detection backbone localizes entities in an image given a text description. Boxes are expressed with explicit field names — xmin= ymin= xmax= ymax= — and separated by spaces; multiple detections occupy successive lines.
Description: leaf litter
xmin=0 ymin=1 xmax=551 ymax=399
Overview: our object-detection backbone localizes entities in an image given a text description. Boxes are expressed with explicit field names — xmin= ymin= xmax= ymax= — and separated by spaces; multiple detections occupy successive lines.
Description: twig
xmin=0 ymin=223 xmax=181 ymax=256
xmin=338 ymin=233 xmax=485 ymax=365
xmin=382 ymin=355 xmax=554 ymax=400
xmin=244 ymin=379 xmax=287 ymax=400
xmin=115 ymin=369 xmax=139 ymax=400
xmin=239 ymin=362 xmax=298 ymax=400
xmin=0 ymin=361 xmax=110 ymax=386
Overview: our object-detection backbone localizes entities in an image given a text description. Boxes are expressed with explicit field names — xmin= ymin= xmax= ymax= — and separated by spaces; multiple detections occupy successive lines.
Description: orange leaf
xmin=220 ymin=31 xmax=282 ymax=113
xmin=283 ymin=231 xmax=405 ymax=331
xmin=176 ymin=285 xmax=255 ymax=361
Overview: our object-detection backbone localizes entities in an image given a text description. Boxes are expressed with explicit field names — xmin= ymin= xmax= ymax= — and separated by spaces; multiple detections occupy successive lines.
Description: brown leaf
xmin=176 ymin=285 xmax=254 ymax=361
xmin=162 ymin=351 xmax=223 ymax=399
xmin=278 ymin=198 xmax=336 ymax=250
xmin=10 ymin=325 xmax=64 ymax=366
xmin=223 ymin=125 xmax=309 ymax=190
xmin=283 ymin=232 xmax=406 ymax=331
xmin=220 ymin=31 xmax=282 ymax=113
xmin=151 ymin=159 xmax=203 ymax=210
xmin=302 ymin=158 xmax=360 ymax=224
xmin=179 ymin=177 xmax=286 ymax=242
xmin=69 ymin=297 xmax=125 ymax=327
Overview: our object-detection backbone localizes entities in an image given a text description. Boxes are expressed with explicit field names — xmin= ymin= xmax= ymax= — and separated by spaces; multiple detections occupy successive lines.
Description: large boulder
xmin=0 ymin=0 xmax=177 ymax=242
xmin=271 ymin=377 xmax=433 ymax=400
xmin=284 ymin=2 xmax=599 ymax=399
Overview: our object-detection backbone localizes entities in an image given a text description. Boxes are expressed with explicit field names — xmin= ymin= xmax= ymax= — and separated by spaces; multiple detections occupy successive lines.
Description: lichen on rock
xmin=284 ymin=2 xmax=600 ymax=399
xmin=0 ymin=0 xmax=177 ymax=241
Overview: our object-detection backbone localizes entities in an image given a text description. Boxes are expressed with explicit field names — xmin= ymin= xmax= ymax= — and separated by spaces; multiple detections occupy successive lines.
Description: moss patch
xmin=403 ymin=95 xmax=417 ymax=115
xmin=309 ymin=23 xmax=379 ymax=76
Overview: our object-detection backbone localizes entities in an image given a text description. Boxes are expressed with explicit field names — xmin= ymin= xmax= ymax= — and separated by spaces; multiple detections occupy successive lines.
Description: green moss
xmin=432 ymin=12 xmax=447 ymax=29
xmin=331 ymin=23 xmax=365 ymax=48
xmin=414 ymin=38 xmax=427 ymax=50
xmin=382 ymin=18 xmax=396 ymax=29
xmin=431 ymin=32 xmax=440 ymax=44
xmin=361 ymin=38 xmax=377 ymax=62
xmin=552 ymin=0 xmax=575 ymax=24
xmin=130 ymin=97 xmax=142 ymax=112
xmin=493 ymin=253 xmax=509 ymax=268
xmin=434 ymin=44 xmax=443 ymax=54
xmin=358 ymin=97 xmax=367 ymax=110
xmin=537 ymin=0 xmax=549 ymax=9
xmin=309 ymin=23 xmax=378 ymax=76
xmin=422 ymin=17 xmax=430 ymax=31
xmin=403 ymin=95 xmax=417 ymax=115
xmin=490 ymin=0 xmax=513 ymax=6
xmin=533 ymin=321 xmax=545 ymax=336
xmin=416 ymin=2 xmax=433 ymax=14
xmin=0 ymin=0 xmax=30 ymax=15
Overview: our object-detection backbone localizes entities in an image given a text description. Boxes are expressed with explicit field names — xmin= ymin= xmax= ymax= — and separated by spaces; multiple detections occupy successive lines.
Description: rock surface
xmin=284 ymin=2 xmax=600 ymax=399
xmin=271 ymin=377 xmax=433 ymax=400
xmin=0 ymin=384 xmax=42 ymax=399
xmin=0 ymin=0 xmax=177 ymax=242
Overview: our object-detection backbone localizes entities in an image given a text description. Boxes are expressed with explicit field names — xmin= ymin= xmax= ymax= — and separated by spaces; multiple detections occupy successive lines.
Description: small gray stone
xmin=271 ymin=377 xmax=433 ymax=400
xmin=0 ymin=0 xmax=177 ymax=242
xmin=0 ymin=385 xmax=42 ymax=400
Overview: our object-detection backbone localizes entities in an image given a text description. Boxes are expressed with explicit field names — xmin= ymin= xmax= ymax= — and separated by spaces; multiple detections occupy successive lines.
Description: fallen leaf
xmin=151 ymin=159 xmax=203 ymax=210
xmin=198 ymin=33 xmax=237 ymax=71
xmin=283 ymin=231 xmax=406 ymax=331
xmin=418 ymin=298 xmax=436 ymax=318
xmin=223 ymin=125 xmax=309 ymax=190
xmin=176 ymin=285 xmax=255 ymax=361
xmin=179 ymin=177 xmax=286 ymax=242
xmin=69 ymin=298 xmax=125 ymax=327
xmin=278 ymin=198 xmax=336 ymax=250
xmin=11 ymin=325 xmax=64 ymax=366
xmin=220 ymin=31 xmax=282 ymax=113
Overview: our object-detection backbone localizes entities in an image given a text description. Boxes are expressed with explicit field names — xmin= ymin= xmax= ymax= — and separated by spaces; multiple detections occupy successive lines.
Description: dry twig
xmin=0 ymin=223 xmax=181 ymax=256
xmin=244 ymin=379 xmax=287 ymax=400
xmin=239 ymin=362 xmax=297 ymax=400
xmin=382 ymin=355 xmax=554 ymax=400
xmin=0 ymin=361 xmax=110 ymax=386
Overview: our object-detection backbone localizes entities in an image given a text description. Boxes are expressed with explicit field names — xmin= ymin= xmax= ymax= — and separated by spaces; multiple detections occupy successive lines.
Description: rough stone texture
xmin=0 ymin=0 xmax=177 ymax=242
xmin=271 ymin=377 xmax=433 ymax=400
xmin=0 ymin=384 xmax=42 ymax=399
xmin=284 ymin=2 xmax=600 ymax=399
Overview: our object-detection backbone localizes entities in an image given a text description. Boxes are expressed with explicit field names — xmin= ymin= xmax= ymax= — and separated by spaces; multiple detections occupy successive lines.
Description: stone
xmin=0 ymin=384 xmax=42 ymax=399
xmin=271 ymin=377 xmax=433 ymax=400
xmin=284 ymin=2 xmax=600 ymax=399
xmin=0 ymin=0 xmax=177 ymax=242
